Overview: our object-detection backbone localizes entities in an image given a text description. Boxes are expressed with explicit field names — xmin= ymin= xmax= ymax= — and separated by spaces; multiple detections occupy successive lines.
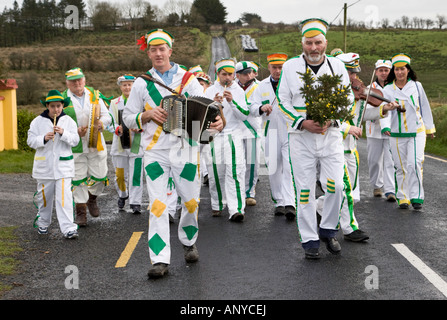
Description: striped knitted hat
xmin=137 ymin=29 xmax=174 ymax=50
xmin=267 ymin=53 xmax=288 ymax=65
xmin=391 ymin=53 xmax=411 ymax=67
xmin=215 ymin=58 xmax=235 ymax=73
xmin=300 ymin=18 xmax=328 ymax=38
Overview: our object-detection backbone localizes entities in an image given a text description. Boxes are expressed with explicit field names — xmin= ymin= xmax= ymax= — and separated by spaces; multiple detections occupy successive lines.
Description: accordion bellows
xmin=161 ymin=95 xmax=225 ymax=144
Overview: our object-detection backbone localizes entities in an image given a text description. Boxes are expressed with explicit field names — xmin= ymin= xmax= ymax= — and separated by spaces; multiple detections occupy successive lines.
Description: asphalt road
xmin=1 ymin=137 xmax=447 ymax=305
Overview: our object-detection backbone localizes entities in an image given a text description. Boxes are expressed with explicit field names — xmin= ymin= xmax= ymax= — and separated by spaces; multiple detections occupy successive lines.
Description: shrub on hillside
xmin=17 ymin=109 xmax=39 ymax=152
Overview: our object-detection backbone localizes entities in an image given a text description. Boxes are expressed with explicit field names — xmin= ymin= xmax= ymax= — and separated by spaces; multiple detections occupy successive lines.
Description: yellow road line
xmin=115 ymin=232 xmax=143 ymax=268
xmin=425 ymin=154 xmax=447 ymax=163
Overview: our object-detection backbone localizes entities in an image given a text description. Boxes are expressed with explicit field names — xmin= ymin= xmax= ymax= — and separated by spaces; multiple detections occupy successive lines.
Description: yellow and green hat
xmin=137 ymin=29 xmax=174 ymax=50
xmin=40 ymin=89 xmax=67 ymax=106
xmin=300 ymin=18 xmax=328 ymax=38
xmin=330 ymin=48 xmax=344 ymax=57
xmin=189 ymin=65 xmax=203 ymax=74
xmin=65 ymin=67 xmax=85 ymax=80
xmin=215 ymin=58 xmax=235 ymax=73
xmin=267 ymin=53 xmax=288 ymax=65
xmin=391 ymin=53 xmax=411 ymax=67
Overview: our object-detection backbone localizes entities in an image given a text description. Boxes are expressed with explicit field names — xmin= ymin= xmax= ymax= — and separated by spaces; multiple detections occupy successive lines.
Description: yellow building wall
xmin=0 ymin=79 xmax=18 ymax=151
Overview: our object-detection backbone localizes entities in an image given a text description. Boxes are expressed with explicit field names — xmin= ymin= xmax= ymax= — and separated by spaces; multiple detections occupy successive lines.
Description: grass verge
xmin=0 ymin=226 xmax=23 ymax=297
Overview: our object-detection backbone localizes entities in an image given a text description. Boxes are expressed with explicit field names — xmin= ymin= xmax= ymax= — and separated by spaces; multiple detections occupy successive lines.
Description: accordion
xmin=161 ymin=95 xmax=225 ymax=144
xmin=118 ymin=109 xmax=131 ymax=149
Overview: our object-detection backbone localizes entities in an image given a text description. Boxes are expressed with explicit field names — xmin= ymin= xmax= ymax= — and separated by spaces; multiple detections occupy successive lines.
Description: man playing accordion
xmin=123 ymin=29 xmax=223 ymax=279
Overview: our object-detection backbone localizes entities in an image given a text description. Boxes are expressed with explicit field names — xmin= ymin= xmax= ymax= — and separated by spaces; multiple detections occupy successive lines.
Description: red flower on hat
xmin=137 ymin=35 xmax=147 ymax=51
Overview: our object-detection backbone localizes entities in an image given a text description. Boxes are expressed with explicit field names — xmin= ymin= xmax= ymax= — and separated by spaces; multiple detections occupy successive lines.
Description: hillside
xmin=0 ymin=27 xmax=212 ymax=113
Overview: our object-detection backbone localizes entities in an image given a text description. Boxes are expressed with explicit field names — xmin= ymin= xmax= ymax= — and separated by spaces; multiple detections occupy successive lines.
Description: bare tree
xmin=436 ymin=14 xmax=446 ymax=29
xmin=426 ymin=18 xmax=434 ymax=29
xmin=401 ymin=15 xmax=410 ymax=28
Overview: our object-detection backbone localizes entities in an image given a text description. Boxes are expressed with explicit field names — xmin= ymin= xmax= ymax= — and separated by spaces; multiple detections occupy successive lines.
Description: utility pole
xmin=343 ymin=2 xmax=347 ymax=52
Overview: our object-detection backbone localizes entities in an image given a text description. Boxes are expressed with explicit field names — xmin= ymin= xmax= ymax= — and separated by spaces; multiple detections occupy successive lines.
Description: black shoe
xmin=148 ymin=263 xmax=169 ymax=279
xmin=412 ymin=203 xmax=422 ymax=210
xmin=118 ymin=197 xmax=127 ymax=209
xmin=399 ymin=203 xmax=409 ymax=209
xmin=285 ymin=206 xmax=296 ymax=221
xmin=274 ymin=206 xmax=285 ymax=216
xmin=344 ymin=229 xmax=369 ymax=242
xmin=184 ymin=244 xmax=199 ymax=263
xmin=230 ymin=212 xmax=244 ymax=222
xmin=304 ymin=247 xmax=320 ymax=259
xmin=130 ymin=204 xmax=141 ymax=214
xmin=320 ymin=237 xmax=341 ymax=254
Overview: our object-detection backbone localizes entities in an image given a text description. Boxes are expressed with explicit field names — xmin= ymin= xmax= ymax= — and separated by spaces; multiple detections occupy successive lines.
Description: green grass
xmin=0 ymin=226 xmax=22 ymax=296
xmin=0 ymin=149 xmax=34 ymax=173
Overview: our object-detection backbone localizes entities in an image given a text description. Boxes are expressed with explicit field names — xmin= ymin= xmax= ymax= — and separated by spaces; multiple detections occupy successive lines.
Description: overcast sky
xmin=1 ymin=0 xmax=445 ymax=25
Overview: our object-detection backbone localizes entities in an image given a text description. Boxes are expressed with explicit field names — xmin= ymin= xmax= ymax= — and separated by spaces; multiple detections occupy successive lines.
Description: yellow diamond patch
xmin=151 ymin=199 xmax=166 ymax=217
xmin=184 ymin=198 xmax=198 ymax=214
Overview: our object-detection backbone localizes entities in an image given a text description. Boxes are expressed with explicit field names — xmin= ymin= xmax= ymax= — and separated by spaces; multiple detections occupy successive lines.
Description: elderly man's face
xmin=302 ymin=34 xmax=327 ymax=64
xmin=268 ymin=64 xmax=283 ymax=81
xmin=66 ymin=77 xmax=86 ymax=96
xmin=236 ymin=70 xmax=254 ymax=85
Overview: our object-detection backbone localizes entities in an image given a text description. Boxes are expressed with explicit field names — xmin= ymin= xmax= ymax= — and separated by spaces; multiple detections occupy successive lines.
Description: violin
xmin=351 ymin=77 xmax=405 ymax=113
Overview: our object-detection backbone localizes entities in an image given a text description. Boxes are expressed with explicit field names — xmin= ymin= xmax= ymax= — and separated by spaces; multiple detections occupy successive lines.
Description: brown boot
xmin=75 ymin=203 xmax=87 ymax=227
xmin=87 ymin=193 xmax=100 ymax=217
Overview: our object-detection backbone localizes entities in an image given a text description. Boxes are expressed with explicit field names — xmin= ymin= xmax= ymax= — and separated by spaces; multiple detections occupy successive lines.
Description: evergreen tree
xmin=190 ymin=0 xmax=227 ymax=25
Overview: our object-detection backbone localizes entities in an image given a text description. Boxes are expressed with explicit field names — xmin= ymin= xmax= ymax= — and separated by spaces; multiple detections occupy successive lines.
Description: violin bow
xmin=359 ymin=69 xmax=376 ymax=124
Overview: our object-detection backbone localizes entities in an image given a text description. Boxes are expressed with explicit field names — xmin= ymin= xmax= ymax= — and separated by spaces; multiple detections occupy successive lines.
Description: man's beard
xmin=305 ymin=51 xmax=325 ymax=64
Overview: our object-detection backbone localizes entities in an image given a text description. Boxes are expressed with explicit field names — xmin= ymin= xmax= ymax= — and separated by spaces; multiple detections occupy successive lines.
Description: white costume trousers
xmin=316 ymin=164 xmax=358 ymax=235
xmin=344 ymin=149 xmax=360 ymax=202
xmin=289 ymin=130 xmax=344 ymax=248
xmin=34 ymin=178 xmax=77 ymax=235
xmin=389 ymin=132 xmax=426 ymax=205
xmin=367 ymin=137 xmax=395 ymax=194
xmin=206 ymin=133 xmax=246 ymax=218
xmin=72 ymin=150 xmax=108 ymax=203
xmin=264 ymin=128 xmax=294 ymax=207
xmin=244 ymin=136 xmax=261 ymax=198
xmin=144 ymin=147 xmax=200 ymax=265
xmin=112 ymin=155 xmax=144 ymax=205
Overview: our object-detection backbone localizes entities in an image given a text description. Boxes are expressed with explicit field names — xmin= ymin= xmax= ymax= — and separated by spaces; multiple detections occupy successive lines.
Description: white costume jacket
xmin=123 ymin=66 xmax=205 ymax=149
xmin=63 ymin=87 xmax=112 ymax=153
xmin=380 ymin=80 xmax=435 ymax=137
xmin=27 ymin=110 xmax=80 ymax=180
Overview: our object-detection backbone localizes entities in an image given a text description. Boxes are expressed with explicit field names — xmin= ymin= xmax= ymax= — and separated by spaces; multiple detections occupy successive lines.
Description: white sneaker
xmin=37 ymin=226 xmax=48 ymax=235
xmin=64 ymin=230 xmax=78 ymax=239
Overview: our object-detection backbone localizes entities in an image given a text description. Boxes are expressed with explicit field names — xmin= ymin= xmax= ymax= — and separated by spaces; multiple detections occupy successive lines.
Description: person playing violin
xmin=381 ymin=53 xmax=436 ymax=210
